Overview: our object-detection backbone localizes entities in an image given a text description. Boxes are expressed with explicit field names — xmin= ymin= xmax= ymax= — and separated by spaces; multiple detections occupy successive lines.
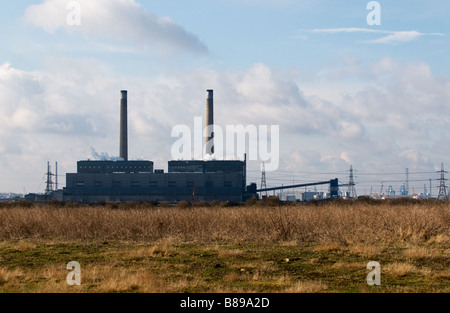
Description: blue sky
xmin=4 ymin=1 xmax=448 ymax=73
xmin=1 ymin=0 xmax=450 ymax=196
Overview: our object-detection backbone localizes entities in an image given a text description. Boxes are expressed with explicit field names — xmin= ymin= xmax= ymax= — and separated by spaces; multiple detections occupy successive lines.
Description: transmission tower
xmin=347 ymin=165 xmax=357 ymax=198
xmin=437 ymin=163 xmax=448 ymax=200
xmin=260 ymin=162 xmax=268 ymax=198
xmin=45 ymin=161 xmax=55 ymax=195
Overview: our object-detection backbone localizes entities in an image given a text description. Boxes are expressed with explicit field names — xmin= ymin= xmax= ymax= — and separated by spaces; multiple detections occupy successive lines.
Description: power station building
xmin=62 ymin=90 xmax=256 ymax=203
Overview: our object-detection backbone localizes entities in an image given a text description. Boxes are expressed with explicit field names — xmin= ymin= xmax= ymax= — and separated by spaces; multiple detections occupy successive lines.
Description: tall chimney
xmin=120 ymin=90 xmax=128 ymax=161
xmin=206 ymin=89 xmax=214 ymax=155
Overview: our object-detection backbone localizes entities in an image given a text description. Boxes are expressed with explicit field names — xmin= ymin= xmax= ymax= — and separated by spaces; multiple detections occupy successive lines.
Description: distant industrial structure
xmin=61 ymin=90 xmax=256 ymax=203
xmin=20 ymin=87 xmax=353 ymax=204
xmin=256 ymin=179 xmax=340 ymax=201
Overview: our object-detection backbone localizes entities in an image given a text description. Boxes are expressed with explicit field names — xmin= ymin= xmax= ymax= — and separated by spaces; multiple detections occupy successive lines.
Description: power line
xmin=248 ymin=165 xmax=447 ymax=198
xmin=246 ymin=169 xmax=347 ymax=175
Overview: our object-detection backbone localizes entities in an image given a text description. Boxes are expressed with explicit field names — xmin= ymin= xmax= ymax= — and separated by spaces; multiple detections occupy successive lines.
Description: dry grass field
xmin=0 ymin=198 xmax=448 ymax=293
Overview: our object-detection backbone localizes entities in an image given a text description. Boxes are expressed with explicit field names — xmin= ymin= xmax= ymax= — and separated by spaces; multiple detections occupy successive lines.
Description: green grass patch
xmin=0 ymin=240 xmax=448 ymax=293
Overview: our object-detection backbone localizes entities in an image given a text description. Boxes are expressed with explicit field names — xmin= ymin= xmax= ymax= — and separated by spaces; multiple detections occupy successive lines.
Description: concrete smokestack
xmin=206 ymin=89 xmax=214 ymax=155
xmin=120 ymin=90 xmax=128 ymax=161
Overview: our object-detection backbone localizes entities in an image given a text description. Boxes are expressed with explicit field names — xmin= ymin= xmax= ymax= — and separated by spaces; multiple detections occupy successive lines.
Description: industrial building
xmin=62 ymin=90 xmax=256 ymax=203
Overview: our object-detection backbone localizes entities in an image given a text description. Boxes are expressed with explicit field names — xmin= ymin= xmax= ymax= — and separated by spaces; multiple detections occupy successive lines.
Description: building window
xmin=169 ymin=181 xmax=177 ymax=187
xmin=150 ymin=181 xmax=158 ymax=187
xmin=224 ymin=181 xmax=232 ymax=187
xmin=205 ymin=181 xmax=214 ymax=188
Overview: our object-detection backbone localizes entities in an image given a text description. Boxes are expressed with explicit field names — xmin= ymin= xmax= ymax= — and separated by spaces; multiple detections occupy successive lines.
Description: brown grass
xmin=384 ymin=262 xmax=418 ymax=277
xmin=314 ymin=242 xmax=342 ymax=252
xmin=0 ymin=200 xmax=448 ymax=245
xmin=347 ymin=243 xmax=384 ymax=258
xmin=402 ymin=245 xmax=440 ymax=260
xmin=217 ymin=249 xmax=245 ymax=259
xmin=0 ymin=267 xmax=24 ymax=286
xmin=283 ymin=280 xmax=328 ymax=293
xmin=0 ymin=200 xmax=448 ymax=293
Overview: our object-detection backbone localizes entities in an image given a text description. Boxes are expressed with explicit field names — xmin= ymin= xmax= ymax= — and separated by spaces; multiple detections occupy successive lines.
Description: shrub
xmin=245 ymin=197 xmax=258 ymax=206
xmin=264 ymin=196 xmax=281 ymax=207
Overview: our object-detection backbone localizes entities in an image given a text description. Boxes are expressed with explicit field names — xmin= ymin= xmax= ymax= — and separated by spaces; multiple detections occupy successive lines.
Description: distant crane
xmin=400 ymin=184 xmax=407 ymax=196
xmin=387 ymin=185 xmax=395 ymax=197
xmin=429 ymin=178 xmax=432 ymax=198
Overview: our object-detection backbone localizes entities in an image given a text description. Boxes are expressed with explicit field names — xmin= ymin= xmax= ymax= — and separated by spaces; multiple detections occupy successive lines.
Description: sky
xmin=1 ymin=0 xmax=450 ymax=196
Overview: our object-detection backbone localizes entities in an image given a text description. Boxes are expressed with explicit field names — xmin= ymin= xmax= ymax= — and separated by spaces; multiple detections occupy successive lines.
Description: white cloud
xmin=1 ymin=57 xmax=450 ymax=193
xmin=397 ymin=149 xmax=431 ymax=168
xmin=367 ymin=31 xmax=423 ymax=44
xmin=311 ymin=28 xmax=382 ymax=34
xmin=337 ymin=121 xmax=364 ymax=139
xmin=306 ymin=28 xmax=445 ymax=44
xmin=23 ymin=0 xmax=208 ymax=53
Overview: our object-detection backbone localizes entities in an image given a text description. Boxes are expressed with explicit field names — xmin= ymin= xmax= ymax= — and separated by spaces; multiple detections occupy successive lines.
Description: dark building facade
xmin=63 ymin=160 xmax=253 ymax=203
xmin=77 ymin=160 xmax=154 ymax=174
